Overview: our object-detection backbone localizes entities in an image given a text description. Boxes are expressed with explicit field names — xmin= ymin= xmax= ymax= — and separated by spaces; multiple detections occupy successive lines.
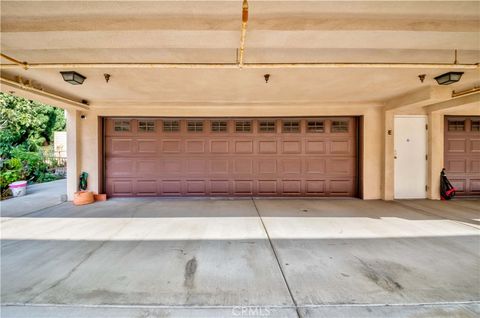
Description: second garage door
xmin=444 ymin=116 xmax=480 ymax=196
xmin=105 ymin=117 xmax=358 ymax=197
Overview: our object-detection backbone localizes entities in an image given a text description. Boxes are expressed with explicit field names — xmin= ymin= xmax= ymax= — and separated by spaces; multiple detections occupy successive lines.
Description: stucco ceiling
xmin=1 ymin=1 xmax=479 ymax=107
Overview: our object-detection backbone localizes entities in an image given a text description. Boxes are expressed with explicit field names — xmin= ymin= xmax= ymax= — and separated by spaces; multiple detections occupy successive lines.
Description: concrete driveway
xmin=1 ymin=198 xmax=479 ymax=317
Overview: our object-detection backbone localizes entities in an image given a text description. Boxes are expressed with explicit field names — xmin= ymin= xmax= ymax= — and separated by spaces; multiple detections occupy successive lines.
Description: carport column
xmin=66 ymin=109 xmax=81 ymax=201
xmin=382 ymin=109 xmax=395 ymax=200
xmin=427 ymin=112 xmax=444 ymax=200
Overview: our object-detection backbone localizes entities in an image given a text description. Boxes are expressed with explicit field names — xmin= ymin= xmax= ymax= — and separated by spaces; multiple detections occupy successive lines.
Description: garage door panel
xmin=258 ymin=141 xmax=277 ymax=154
xmin=137 ymin=139 xmax=158 ymax=154
xmin=161 ymin=180 xmax=182 ymax=195
xmin=258 ymin=180 xmax=278 ymax=195
xmin=471 ymin=139 xmax=480 ymax=152
xmin=136 ymin=160 xmax=158 ymax=176
xmin=210 ymin=159 xmax=229 ymax=174
xmin=210 ymin=140 xmax=229 ymax=153
xmin=109 ymin=180 xmax=134 ymax=196
xmin=306 ymin=140 xmax=326 ymax=154
xmin=258 ymin=159 xmax=277 ymax=174
xmin=108 ymin=138 xmax=134 ymax=155
xmin=186 ymin=180 xmax=207 ymax=195
xmin=471 ymin=159 xmax=480 ymax=173
xmin=107 ymin=158 xmax=134 ymax=177
xmin=281 ymin=159 xmax=302 ymax=174
xmin=234 ymin=159 xmax=253 ymax=174
xmin=187 ymin=159 xmax=207 ymax=174
xmin=326 ymin=158 xmax=355 ymax=175
xmin=234 ymin=140 xmax=254 ymax=154
xmin=161 ymin=159 xmax=183 ymax=174
xmin=234 ymin=180 xmax=254 ymax=195
xmin=106 ymin=117 xmax=357 ymax=197
xmin=306 ymin=158 xmax=326 ymax=174
xmin=162 ymin=140 xmax=181 ymax=153
xmin=470 ymin=179 xmax=480 ymax=193
xmin=329 ymin=180 xmax=355 ymax=196
xmin=136 ymin=180 xmax=158 ymax=196
xmin=446 ymin=139 xmax=466 ymax=153
xmin=185 ymin=140 xmax=205 ymax=153
xmin=210 ymin=180 xmax=230 ymax=195
xmin=330 ymin=139 xmax=353 ymax=155
xmin=282 ymin=140 xmax=302 ymax=154
xmin=282 ymin=180 xmax=302 ymax=195
xmin=445 ymin=117 xmax=480 ymax=196
xmin=306 ymin=180 xmax=326 ymax=195
xmin=445 ymin=159 xmax=467 ymax=173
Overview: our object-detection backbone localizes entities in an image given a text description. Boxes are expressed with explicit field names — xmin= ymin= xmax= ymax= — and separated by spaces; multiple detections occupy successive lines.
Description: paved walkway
xmin=1 ymin=197 xmax=479 ymax=317
xmin=1 ymin=179 xmax=66 ymax=217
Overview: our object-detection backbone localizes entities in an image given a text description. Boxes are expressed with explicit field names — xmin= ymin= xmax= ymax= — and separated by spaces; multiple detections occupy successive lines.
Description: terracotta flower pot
xmin=73 ymin=191 xmax=94 ymax=205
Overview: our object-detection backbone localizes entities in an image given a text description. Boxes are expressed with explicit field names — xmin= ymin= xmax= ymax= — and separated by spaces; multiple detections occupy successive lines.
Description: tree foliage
xmin=0 ymin=93 xmax=66 ymax=195
xmin=0 ymin=93 xmax=66 ymax=157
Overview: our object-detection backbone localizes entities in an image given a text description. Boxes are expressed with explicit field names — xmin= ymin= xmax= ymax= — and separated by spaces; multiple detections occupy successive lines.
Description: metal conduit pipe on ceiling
xmin=0 ymin=59 xmax=478 ymax=70
xmin=0 ymin=0 xmax=478 ymax=71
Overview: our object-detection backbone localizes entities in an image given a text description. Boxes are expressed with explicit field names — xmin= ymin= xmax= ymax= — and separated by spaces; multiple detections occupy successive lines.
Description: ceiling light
xmin=434 ymin=72 xmax=463 ymax=85
xmin=60 ymin=71 xmax=86 ymax=85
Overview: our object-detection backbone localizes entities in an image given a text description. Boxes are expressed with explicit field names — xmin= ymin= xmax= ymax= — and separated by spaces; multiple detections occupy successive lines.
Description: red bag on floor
xmin=440 ymin=169 xmax=456 ymax=200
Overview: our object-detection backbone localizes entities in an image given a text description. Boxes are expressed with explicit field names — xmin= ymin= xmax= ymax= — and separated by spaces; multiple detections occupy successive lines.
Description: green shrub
xmin=0 ymin=147 xmax=60 ymax=195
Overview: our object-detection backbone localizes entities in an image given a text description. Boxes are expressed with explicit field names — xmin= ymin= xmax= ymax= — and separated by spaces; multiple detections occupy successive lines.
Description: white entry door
xmin=394 ymin=116 xmax=428 ymax=199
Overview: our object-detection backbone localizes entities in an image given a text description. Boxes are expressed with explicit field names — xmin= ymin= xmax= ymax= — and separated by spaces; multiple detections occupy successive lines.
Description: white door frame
xmin=394 ymin=115 xmax=428 ymax=199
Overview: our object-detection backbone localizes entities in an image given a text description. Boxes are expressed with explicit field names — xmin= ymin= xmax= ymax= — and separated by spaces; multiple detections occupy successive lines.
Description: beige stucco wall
xmin=69 ymin=104 xmax=384 ymax=200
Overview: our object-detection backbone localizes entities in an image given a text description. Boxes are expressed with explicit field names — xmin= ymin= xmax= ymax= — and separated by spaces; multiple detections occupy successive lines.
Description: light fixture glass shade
xmin=60 ymin=71 xmax=86 ymax=85
xmin=434 ymin=72 xmax=464 ymax=85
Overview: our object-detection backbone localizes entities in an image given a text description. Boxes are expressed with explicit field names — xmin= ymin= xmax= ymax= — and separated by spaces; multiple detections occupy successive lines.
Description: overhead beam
xmin=0 ymin=77 xmax=90 ymax=111
xmin=385 ymin=86 xmax=452 ymax=112
xmin=424 ymin=92 xmax=480 ymax=113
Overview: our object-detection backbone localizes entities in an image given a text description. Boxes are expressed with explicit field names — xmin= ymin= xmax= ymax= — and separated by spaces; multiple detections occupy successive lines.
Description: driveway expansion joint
xmin=251 ymin=198 xmax=301 ymax=318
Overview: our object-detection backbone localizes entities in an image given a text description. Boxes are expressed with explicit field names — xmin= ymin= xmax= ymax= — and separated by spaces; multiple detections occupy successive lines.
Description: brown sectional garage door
xmin=444 ymin=116 xmax=480 ymax=196
xmin=105 ymin=118 xmax=357 ymax=197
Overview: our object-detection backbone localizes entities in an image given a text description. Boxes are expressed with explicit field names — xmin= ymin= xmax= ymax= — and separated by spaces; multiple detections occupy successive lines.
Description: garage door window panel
xmin=163 ymin=120 xmax=180 ymax=132
xmin=188 ymin=121 xmax=204 ymax=132
xmin=138 ymin=120 xmax=155 ymax=132
xmin=448 ymin=119 xmax=465 ymax=132
xmin=307 ymin=120 xmax=325 ymax=133
xmin=331 ymin=120 xmax=349 ymax=133
xmin=283 ymin=120 xmax=301 ymax=133
xmin=211 ymin=121 xmax=228 ymax=132
xmin=471 ymin=119 xmax=480 ymax=132
xmin=259 ymin=120 xmax=276 ymax=133
xmin=114 ymin=120 xmax=131 ymax=132
xmin=236 ymin=121 xmax=252 ymax=133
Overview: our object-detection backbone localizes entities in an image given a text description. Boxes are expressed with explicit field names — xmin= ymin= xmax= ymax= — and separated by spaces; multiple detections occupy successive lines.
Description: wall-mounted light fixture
xmin=434 ymin=72 xmax=463 ymax=85
xmin=60 ymin=71 xmax=86 ymax=85
xmin=264 ymin=74 xmax=270 ymax=83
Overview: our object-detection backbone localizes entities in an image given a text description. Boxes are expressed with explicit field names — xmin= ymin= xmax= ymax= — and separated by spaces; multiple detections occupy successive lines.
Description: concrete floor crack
xmin=251 ymin=198 xmax=302 ymax=318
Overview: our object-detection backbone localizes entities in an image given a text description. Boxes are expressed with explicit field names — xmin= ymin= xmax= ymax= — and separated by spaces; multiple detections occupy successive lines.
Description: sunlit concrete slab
xmin=1 ymin=199 xmax=293 ymax=308
xmin=255 ymin=199 xmax=480 ymax=306
xmin=1 ymin=198 xmax=479 ymax=318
